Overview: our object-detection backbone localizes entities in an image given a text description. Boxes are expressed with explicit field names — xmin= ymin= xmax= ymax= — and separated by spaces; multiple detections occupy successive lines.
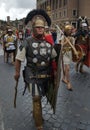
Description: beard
xmin=35 ymin=34 xmax=43 ymax=39
xmin=33 ymin=31 xmax=44 ymax=39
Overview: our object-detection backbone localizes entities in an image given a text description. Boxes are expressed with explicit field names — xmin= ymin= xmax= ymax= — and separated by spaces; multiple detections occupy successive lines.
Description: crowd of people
xmin=0 ymin=9 xmax=90 ymax=130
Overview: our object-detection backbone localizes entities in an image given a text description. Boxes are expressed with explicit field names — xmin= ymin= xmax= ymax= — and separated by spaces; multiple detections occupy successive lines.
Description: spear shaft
xmin=14 ymin=80 xmax=18 ymax=108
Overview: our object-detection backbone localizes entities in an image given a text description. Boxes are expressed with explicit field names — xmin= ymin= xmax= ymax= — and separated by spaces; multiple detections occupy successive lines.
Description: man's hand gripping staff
xmin=55 ymin=24 xmax=79 ymax=59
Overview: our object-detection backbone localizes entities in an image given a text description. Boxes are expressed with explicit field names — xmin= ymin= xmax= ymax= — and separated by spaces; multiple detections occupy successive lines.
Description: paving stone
xmin=80 ymin=120 xmax=87 ymax=125
xmin=61 ymin=123 xmax=69 ymax=130
xmin=77 ymin=123 xmax=86 ymax=130
xmin=87 ymin=120 xmax=90 ymax=125
xmin=86 ymin=125 xmax=90 ymax=130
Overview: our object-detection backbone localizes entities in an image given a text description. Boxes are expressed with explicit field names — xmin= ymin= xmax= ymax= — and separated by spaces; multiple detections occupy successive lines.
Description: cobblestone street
xmin=0 ymin=45 xmax=90 ymax=130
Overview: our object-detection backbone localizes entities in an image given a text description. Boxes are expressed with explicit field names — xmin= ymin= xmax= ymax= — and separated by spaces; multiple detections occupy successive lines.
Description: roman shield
xmin=46 ymin=51 xmax=62 ymax=114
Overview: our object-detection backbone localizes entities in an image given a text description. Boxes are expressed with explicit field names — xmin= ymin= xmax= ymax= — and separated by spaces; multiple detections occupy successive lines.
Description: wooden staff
xmin=14 ymin=80 xmax=18 ymax=108
xmin=55 ymin=24 xmax=78 ymax=57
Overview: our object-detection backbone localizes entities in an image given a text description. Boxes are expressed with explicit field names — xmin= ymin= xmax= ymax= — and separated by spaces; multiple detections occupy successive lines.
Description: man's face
xmin=33 ymin=26 xmax=45 ymax=36
xmin=66 ymin=29 xmax=72 ymax=35
xmin=82 ymin=26 xmax=88 ymax=31
xmin=8 ymin=31 xmax=12 ymax=36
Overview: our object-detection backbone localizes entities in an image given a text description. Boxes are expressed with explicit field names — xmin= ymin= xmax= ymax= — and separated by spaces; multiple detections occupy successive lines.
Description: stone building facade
xmin=37 ymin=0 xmax=90 ymax=27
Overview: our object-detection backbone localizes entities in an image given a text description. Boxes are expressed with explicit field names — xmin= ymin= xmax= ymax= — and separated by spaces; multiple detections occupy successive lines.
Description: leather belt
xmin=27 ymin=63 xmax=49 ymax=67
xmin=36 ymin=63 xmax=49 ymax=67
xmin=29 ymin=74 xmax=51 ymax=79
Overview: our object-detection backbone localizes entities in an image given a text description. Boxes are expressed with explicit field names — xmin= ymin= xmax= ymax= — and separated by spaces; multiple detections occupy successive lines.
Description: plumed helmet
xmin=77 ymin=16 xmax=89 ymax=29
xmin=64 ymin=24 xmax=73 ymax=32
xmin=24 ymin=9 xmax=51 ymax=28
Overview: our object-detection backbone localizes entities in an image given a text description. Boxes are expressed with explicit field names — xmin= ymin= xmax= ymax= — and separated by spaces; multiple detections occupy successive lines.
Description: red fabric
xmin=84 ymin=51 xmax=90 ymax=67
xmin=79 ymin=44 xmax=90 ymax=67
xmin=16 ymin=30 xmax=19 ymax=39
xmin=52 ymin=61 xmax=57 ymax=71
xmin=44 ymin=34 xmax=54 ymax=45
xmin=79 ymin=44 xmax=88 ymax=55
xmin=32 ymin=34 xmax=54 ymax=45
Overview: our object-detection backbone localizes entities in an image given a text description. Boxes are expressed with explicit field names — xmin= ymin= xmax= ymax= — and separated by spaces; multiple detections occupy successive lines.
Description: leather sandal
xmin=67 ymin=82 xmax=73 ymax=91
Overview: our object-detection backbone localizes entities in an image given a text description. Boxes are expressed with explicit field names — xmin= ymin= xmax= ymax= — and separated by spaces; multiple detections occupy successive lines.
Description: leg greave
xmin=33 ymin=96 xmax=43 ymax=129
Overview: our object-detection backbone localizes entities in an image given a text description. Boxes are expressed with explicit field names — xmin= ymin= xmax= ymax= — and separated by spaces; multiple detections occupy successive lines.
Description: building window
xmin=59 ymin=12 xmax=62 ymax=18
xmin=64 ymin=10 xmax=66 ymax=17
xmin=59 ymin=0 xmax=62 ymax=8
xmin=52 ymin=0 xmax=55 ymax=10
xmin=52 ymin=13 xmax=58 ymax=20
xmin=72 ymin=9 xmax=77 ymax=17
xmin=63 ymin=10 xmax=67 ymax=17
xmin=56 ymin=13 xmax=57 ymax=19
xmin=63 ymin=0 xmax=67 ymax=6
xmin=52 ymin=14 xmax=55 ymax=20
xmin=55 ymin=0 xmax=58 ymax=9
xmin=72 ymin=22 xmax=77 ymax=28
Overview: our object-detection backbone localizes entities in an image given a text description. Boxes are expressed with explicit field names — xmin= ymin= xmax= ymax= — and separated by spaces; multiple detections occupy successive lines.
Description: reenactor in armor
xmin=3 ymin=28 xmax=17 ymax=64
xmin=74 ymin=16 xmax=90 ymax=73
xmin=14 ymin=9 xmax=59 ymax=130
xmin=61 ymin=24 xmax=78 ymax=90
